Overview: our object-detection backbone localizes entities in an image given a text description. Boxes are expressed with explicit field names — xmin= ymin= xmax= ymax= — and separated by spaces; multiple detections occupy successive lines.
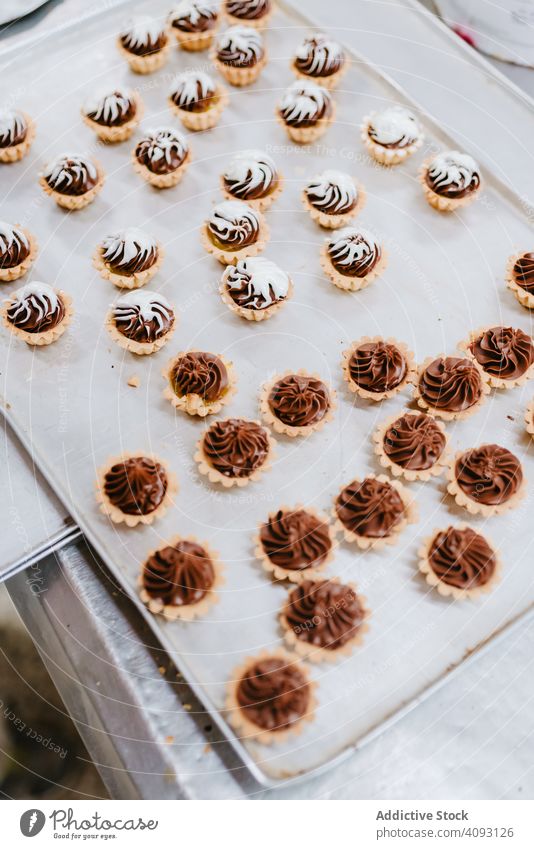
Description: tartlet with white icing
xmin=201 ymin=200 xmax=268 ymax=264
xmin=292 ymin=33 xmax=347 ymax=90
xmin=106 ymin=289 xmax=176 ymax=355
xmin=169 ymin=1 xmax=220 ymax=51
xmin=302 ymin=170 xmax=365 ymax=228
xmin=224 ymin=0 xmax=273 ymax=30
xmin=117 ymin=17 xmax=170 ymax=74
xmin=219 ymin=256 xmax=292 ymax=321
xmin=0 ymin=222 xmax=37 ymax=283
xmin=361 ymin=106 xmax=423 ymax=165
xmin=420 ymin=150 xmax=482 ymax=212
xmin=320 ymin=226 xmax=387 ymax=291
xmin=2 ymin=281 xmax=73 ymax=346
xmin=169 ymin=71 xmax=228 ymax=131
xmin=0 ymin=108 xmax=35 ymax=163
xmin=221 ymin=149 xmax=283 ymax=211
xmin=277 ymin=80 xmax=334 ymax=144
xmin=93 ymin=228 xmax=163 ymax=289
xmin=212 ymin=25 xmax=266 ymax=86
xmin=82 ymin=88 xmax=143 ymax=143
xmin=40 ymin=153 xmax=105 ymax=210
xmin=132 ymin=127 xmax=191 ymax=189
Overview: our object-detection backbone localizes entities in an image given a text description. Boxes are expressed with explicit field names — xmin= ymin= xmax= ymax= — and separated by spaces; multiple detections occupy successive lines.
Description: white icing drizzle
xmin=367 ymin=106 xmax=421 ymax=147
xmin=0 ymin=108 xmax=27 ymax=144
xmin=280 ymin=80 xmax=331 ymax=124
xmin=208 ymin=200 xmax=260 ymax=242
xmin=113 ymin=290 xmax=173 ymax=334
xmin=170 ymin=0 xmax=218 ymax=24
xmin=120 ymin=16 xmax=167 ymax=49
xmin=226 ymin=0 xmax=269 ymax=16
xmin=44 ymin=153 xmax=97 ymax=190
xmin=223 ymin=149 xmax=277 ymax=195
xmin=139 ymin=127 xmax=189 ymax=166
xmin=222 ymin=257 xmax=289 ymax=308
xmin=101 ymin=228 xmax=157 ymax=268
xmin=216 ymin=25 xmax=264 ymax=63
xmin=327 ymin=227 xmax=380 ymax=267
xmin=9 ymin=282 xmax=59 ymax=323
xmin=295 ymin=33 xmax=344 ymax=76
xmin=305 ymin=170 xmax=356 ymax=213
xmin=0 ymin=221 xmax=29 ymax=254
xmin=84 ymin=89 xmax=134 ymax=124
xmin=170 ymin=71 xmax=216 ymax=107
xmin=427 ymin=150 xmax=480 ymax=193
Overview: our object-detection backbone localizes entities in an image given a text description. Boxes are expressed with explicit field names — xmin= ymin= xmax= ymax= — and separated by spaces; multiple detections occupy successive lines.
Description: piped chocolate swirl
xmin=142 ymin=540 xmax=215 ymax=607
xmin=418 ymin=356 xmax=483 ymax=414
xmin=7 ymin=282 xmax=65 ymax=334
xmin=284 ymin=580 xmax=366 ymax=651
xmin=453 ymin=444 xmax=523 ymax=507
xmin=348 ymin=340 xmax=407 ymax=393
xmin=327 ymin=227 xmax=381 ymax=277
xmin=202 ymin=418 xmax=269 ymax=478
xmin=236 ymin=656 xmax=311 ymax=732
xmin=104 ymin=456 xmax=168 ymax=515
xmin=383 ymin=413 xmax=446 ymax=472
xmin=260 ymin=508 xmax=332 ymax=572
xmin=171 ymin=352 xmax=228 ymax=402
xmin=427 ymin=526 xmax=496 ymax=590
xmin=335 ymin=477 xmax=405 ymax=538
xmin=469 ymin=326 xmax=534 ymax=381
xmin=267 ymin=374 xmax=330 ymax=428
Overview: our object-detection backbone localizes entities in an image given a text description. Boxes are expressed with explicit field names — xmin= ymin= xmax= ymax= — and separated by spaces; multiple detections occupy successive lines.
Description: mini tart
xmin=320 ymin=227 xmax=387 ymax=292
xmin=413 ymin=354 xmax=490 ymax=421
xmin=224 ymin=0 xmax=273 ymax=30
xmin=360 ymin=106 xmax=423 ymax=166
xmin=0 ymin=109 xmax=35 ymax=163
xmin=163 ymin=350 xmax=237 ymax=416
xmin=169 ymin=72 xmax=228 ymax=132
xmin=169 ymin=1 xmax=220 ymax=51
xmin=212 ymin=25 xmax=267 ymax=87
xmin=254 ymin=504 xmax=334 ymax=583
xmin=201 ymin=200 xmax=268 ymax=265
xmin=0 ymin=223 xmax=37 ymax=283
xmin=446 ymin=444 xmax=526 ymax=517
xmin=195 ymin=417 xmax=275 ymax=488
xmin=373 ymin=411 xmax=449 ymax=482
xmin=506 ymin=252 xmax=534 ymax=309
xmin=302 ymin=171 xmax=365 ymax=229
xmin=418 ymin=524 xmax=500 ymax=600
xmin=292 ymin=33 xmax=347 ymax=91
xmin=117 ymin=17 xmax=170 ymax=74
xmin=93 ymin=228 xmax=163 ymax=289
xmin=259 ymin=370 xmax=336 ymax=437
xmin=525 ymin=398 xmax=534 ymax=438
xmin=106 ymin=290 xmax=176 ymax=356
xmin=96 ymin=452 xmax=177 ymax=528
xmin=420 ymin=150 xmax=482 ymax=212
xmin=139 ymin=535 xmax=224 ymax=621
xmin=221 ymin=149 xmax=283 ymax=212
xmin=2 ymin=282 xmax=73 ymax=346
xmin=225 ymin=650 xmax=316 ymax=744
xmin=132 ymin=127 xmax=191 ymax=189
xmin=277 ymin=80 xmax=335 ymax=144
xmin=81 ymin=89 xmax=143 ymax=144
xmin=342 ymin=336 xmax=416 ymax=400
xmin=219 ymin=256 xmax=291 ymax=321
xmin=40 ymin=153 xmax=105 ymax=210
xmin=459 ymin=325 xmax=534 ymax=389
xmin=280 ymin=579 xmax=370 ymax=662
xmin=333 ymin=473 xmax=417 ymax=550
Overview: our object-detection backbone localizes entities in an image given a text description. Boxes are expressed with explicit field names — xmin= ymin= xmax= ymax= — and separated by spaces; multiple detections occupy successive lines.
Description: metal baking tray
xmin=2 ymin=0 xmax=534 ymax=787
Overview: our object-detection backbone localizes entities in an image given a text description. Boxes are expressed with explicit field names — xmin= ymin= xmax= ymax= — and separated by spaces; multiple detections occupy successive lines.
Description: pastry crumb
xmin=127 ymin=374 xmax=140 ymax=388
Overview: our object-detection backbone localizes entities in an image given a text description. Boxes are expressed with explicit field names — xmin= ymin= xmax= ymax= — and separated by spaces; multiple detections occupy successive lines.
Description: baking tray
xmin=1 ymin=0 xmax=534 ymax=787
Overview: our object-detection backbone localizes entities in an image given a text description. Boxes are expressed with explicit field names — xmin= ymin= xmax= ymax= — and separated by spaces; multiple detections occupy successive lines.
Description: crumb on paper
xmin=182 ymin=703 xmax=192 ymax=711
xmin=127 ymin=374 xmax=140 ymax=388
xmin=203 ymin=743 xmax=211 ymax=754
xmin=165 ymin=735 xmax=174 ymax=745
xmin=158 ymin=665 xmax=166 ymax=675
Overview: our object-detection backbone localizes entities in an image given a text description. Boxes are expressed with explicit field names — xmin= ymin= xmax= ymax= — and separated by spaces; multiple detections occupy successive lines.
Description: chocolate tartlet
xmin=334 ymin=474 xmax=416 ymax=549
xmin=94 ymin=227 xmax=161 ymax=288
xmin=256 ymin=506 xmax=333 ymax=581
xmin=203 ymin=200 xmax=267 ymax=264
xmin=0 ymin=108 xmax=35 ymax=162
xmin=415 ymin=355 xmax=489 ymax=420
xmin=281 ymin=579 xmax=369 ymax=660
xmin=321 ymin=227 xmax=386 ymax=291
xmin=221 ymin=149 xmax=283 ymax=211
xmin=169 ymin=1 xmax=220 ymax=51
xmin=293 ymin=33 xmax=346 ymax=90
xmin=107 ymin=290 xmax=175 ymax=355
xmin=0 ymin=221 xmax=37 ymax=282
xmin=82 ymin=88 xmax=142 ymax=143
xmin=97 ymin=453 xmax=175 ymax=527
xmin=40 ymin=153 xmax=104 ymax=210
xmin=374 ymin=412 xmax=448 ymax=481
xmin=260 ymin=371 xmax=335 ymax=436
xmin=139 ymin=535 xmax=222 ymax=620
xmin=164 ymin=350 xmax=237 ymax=416
xmin=224 ymin=0 xmax=272 ymax=29
xmin=302 ymin=170 xmax=364 ymax=229
xmin=133 ymin=127 xmax=190 ymax=189
xmin=463 ymin=325 xmax=534 ymax=388
xmin=220 ymin=256 xmax=291 ymax=320
xmin=118 ymin=17 xmax=170 ymax=73
xmin=342 ymin=337 xmax=414 ymax=399
xmin=447 ymin=444 xmax=525 ymax=516
xmin=421 ymin=150 xmax=481 ymax=212
xmin=195 ymin=417 xmax=274 ymax=487
xmin=361 ymin=106 xmax=423 ymax=165
xmin=169 ymin=70 xmax=228 ymax=131
xmin=277 ymin=80 xmax=334 ymax=144
xmin=213 ymin=25 xmax=266 ymax=86
xmin=419 ymin=525 xmax=499 ymax=599
xmin=2 ymin=282 xmax=72 ymax=346
xmin=227 ymin=652 xmax=314 ymax=741
xmin=507 ymin=251 xmax=534 ymax=309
